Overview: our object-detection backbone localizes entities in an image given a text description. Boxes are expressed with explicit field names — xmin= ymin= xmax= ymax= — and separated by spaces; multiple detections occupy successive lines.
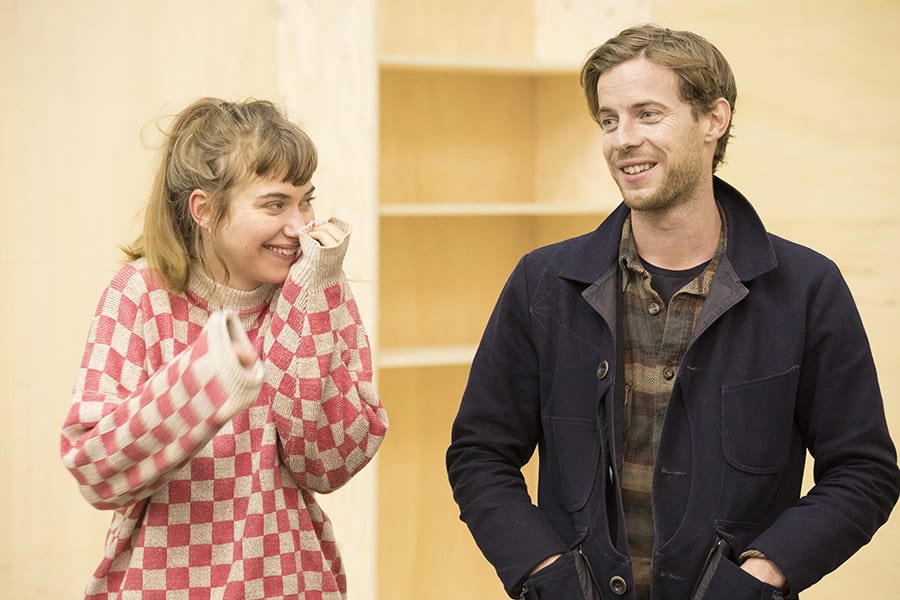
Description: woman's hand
xmin=306 ymin=221 xmax=345 ymax=248
xmin=225 ymin=312 xmax=259 ymax=369
xmin=233 ymin=338 xmax=258 ymax=369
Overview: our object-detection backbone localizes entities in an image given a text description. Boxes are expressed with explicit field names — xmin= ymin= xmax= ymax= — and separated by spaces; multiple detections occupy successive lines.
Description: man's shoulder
xmin=511 ymin=206 xmax=626 ymax=286
xmin=516 ymin=228 xmax=607 ymax=280
xmin=525 ymin=229 xmax=598 ymax=262
xmin=767 ymin=232 xmax=837 ymax=273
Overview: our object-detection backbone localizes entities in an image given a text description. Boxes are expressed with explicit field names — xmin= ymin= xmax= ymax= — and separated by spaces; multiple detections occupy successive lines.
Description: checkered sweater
xmin=61 ymin=220 xmax=388 ymax=600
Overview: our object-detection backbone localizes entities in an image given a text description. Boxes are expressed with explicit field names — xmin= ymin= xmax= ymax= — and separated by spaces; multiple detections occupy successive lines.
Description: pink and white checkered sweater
xmin=61 ymin=220 xmax=388 ymax=600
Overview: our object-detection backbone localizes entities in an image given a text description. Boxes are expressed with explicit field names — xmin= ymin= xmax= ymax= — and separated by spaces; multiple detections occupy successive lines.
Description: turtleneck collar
xmin=186 ymin=265 xmax=277 ymax=324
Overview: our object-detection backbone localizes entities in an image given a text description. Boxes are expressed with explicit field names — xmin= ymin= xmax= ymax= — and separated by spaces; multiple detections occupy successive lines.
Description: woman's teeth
xmin=266 ymin=246 xmax=297 ymax=257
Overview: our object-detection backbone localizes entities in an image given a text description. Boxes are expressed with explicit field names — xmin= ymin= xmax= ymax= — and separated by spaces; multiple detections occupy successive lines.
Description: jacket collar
xmin=559 ymin=177 xmax=778 ymax=284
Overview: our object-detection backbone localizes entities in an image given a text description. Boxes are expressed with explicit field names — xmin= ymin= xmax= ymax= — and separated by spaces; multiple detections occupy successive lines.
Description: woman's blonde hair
xmin=124 ymin=98 xmax=318 ymax=293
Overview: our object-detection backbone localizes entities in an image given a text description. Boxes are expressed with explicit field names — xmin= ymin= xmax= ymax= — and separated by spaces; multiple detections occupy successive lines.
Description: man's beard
xmin=616 ymin=148 xmax=707 ymax=214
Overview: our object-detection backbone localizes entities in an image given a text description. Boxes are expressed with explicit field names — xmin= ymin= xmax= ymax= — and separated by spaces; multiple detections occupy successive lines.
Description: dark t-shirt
xmin=641 ymin=258 xmax=711 ymax=304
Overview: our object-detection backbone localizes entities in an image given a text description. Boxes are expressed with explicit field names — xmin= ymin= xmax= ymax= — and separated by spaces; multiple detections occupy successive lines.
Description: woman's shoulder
xmin=103 ymin=258 xmax=173 ymax=307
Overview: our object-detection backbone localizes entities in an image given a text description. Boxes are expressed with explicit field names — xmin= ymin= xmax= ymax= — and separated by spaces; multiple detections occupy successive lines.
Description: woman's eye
xmin=266 ymin=202 xmax=284 ymax=210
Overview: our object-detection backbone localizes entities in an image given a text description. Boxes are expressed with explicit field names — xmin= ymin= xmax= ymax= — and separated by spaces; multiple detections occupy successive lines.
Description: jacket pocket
xmin=721 ymin=366 xmax=799 ymax=474
xmin=521 ymin=549 xmax=603 ymax=600
xmin=691 ymin=538 xmax=781 ymax=600
xmin=545 ymin=416 xmax=601 ymax=511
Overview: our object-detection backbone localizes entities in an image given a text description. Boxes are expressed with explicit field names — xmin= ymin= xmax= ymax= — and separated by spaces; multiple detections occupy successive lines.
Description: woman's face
xmin=204 ymin=177 xmax=316 ymax=290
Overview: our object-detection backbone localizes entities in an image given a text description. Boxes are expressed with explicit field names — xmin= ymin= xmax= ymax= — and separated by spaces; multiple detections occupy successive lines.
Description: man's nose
xmin=614 ymin=118 xmax=642 ymax=151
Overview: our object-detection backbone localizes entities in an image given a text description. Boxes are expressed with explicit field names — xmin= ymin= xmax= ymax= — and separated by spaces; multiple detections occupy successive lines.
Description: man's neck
xmin=629 ymin=190 xmax=722 ymax=270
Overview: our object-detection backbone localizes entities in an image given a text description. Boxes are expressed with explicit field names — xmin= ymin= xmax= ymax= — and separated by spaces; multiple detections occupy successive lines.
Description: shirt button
xmin=596 ymin=360 xmax=609 ymax=380
xmin=663 ymin=367 xmax=675 ymax=380
xmin=648 ymin=302 xmax=661 ymax=315
xmin=609 ymin=575 xmax=628 ymax=595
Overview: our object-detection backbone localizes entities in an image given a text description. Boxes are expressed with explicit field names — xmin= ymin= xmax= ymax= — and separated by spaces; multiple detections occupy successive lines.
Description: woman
xmin=60 ymin=97 xmax=388 ymax=599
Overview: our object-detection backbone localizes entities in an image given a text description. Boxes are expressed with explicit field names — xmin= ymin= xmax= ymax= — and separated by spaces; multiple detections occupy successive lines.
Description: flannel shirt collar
xmin=617 ymin=205 xmax=728 ymax=297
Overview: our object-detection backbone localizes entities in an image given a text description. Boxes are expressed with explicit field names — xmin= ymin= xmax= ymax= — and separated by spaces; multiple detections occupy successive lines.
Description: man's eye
xmin=641 ymin=110 xmax=659 ymax=120
xmin=266 ymin=202 xmax=284 ymax=210
xmin=600 ymin=118 xmax=617 ymax=131
xmin=302 ymin=196 xmax=316 ymax=208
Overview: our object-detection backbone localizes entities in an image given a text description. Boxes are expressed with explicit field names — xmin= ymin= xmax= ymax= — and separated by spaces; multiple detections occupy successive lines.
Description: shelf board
xmin=379 ymin=202 xmax=610 ymax=217
xmin=377 ymin=344 xmax=477 ymax=369
xmin=379 ymin=54 xmax=580 ymax=75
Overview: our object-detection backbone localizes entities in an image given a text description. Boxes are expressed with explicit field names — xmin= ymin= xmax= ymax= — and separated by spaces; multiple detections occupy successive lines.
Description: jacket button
xmin=609 ymin=575 xmax=627 ymax=595
xmin=596 ymin=360 xmax=609 ymax=379
xmin=663 ymin=367 xmax=675 ymax=380
xmin=648 ymin=302 xmax=661 ymax=315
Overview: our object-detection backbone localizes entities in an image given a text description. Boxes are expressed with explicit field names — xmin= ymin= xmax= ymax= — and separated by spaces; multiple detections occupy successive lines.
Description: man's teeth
xmin=267 ymin=246 xmax=297 ymax=256
xmin=623 ymin=163 xmax=653 ymax=175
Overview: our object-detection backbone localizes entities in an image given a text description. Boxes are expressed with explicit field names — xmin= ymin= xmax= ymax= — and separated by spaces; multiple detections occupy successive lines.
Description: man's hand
xmin=741 ymin=557 xmax=786 ymax=589
xmin=528 ymin=553 xmax=562 ymax=577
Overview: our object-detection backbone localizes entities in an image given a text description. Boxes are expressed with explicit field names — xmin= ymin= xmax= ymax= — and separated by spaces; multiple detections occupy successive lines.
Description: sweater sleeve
xmin=60 ymin=268 xmax=264 ymax=510
xmin=263 ymin=218 xmax=388 ymax=493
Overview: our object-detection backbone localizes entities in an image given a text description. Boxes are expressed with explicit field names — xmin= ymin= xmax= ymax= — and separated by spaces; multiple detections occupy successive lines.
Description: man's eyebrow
xmin=598 ymin=101 xmax=666 ymax=114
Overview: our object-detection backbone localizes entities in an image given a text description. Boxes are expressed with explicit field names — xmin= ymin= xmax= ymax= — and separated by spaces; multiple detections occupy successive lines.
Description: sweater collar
xmin=186 ymin=265 xmax=276 ymax=314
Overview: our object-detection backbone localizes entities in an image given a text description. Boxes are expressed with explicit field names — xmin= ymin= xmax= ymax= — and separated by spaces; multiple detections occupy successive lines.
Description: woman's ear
xmin=189 ymin=189 xmax=211 ymax=229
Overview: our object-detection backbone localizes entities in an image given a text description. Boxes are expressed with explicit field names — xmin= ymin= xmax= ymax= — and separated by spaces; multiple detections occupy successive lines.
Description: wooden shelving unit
xmin=373 ymin=2 xmax=628 ymax=598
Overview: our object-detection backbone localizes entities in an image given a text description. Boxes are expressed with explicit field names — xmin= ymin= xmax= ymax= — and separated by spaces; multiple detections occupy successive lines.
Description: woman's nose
xmin=284 ymin=206 xmax=316 ymax=237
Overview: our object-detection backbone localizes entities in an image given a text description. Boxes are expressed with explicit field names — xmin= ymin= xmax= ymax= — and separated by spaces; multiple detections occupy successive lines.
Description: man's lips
xmin=621 ymin=162 xmax=655 ymax=175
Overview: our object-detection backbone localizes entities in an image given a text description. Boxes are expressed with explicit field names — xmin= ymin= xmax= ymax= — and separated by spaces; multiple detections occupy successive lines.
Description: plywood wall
xmin=0 ymin=1 xmax=378 ymax=598
xmin=1 ymin=2 xmax=278 ymax=597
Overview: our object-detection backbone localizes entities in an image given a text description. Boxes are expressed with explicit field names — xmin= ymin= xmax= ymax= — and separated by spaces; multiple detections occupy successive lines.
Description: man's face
xmin=595 ymin=57 xmax=715 ymax=213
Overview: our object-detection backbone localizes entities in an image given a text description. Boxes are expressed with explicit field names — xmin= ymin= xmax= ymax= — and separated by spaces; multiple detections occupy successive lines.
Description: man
xmin=446 ymin=24 xmax=899 ymax=600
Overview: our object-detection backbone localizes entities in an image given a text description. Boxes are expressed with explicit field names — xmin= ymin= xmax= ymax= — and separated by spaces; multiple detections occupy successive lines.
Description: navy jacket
xmin=447 ymin=178 xmax=899 ymax=599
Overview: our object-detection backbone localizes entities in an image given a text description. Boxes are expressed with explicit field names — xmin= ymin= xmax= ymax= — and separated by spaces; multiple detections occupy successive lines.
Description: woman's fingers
xmin=306 ymin=222 xmax=344 ymax=247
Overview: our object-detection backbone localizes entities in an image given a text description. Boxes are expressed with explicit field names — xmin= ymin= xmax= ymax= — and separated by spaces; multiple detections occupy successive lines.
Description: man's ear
xmin=705 ymin=97 xmax=732 ymax=143
xmin=188 ymin=189 xmax=211 ymax=229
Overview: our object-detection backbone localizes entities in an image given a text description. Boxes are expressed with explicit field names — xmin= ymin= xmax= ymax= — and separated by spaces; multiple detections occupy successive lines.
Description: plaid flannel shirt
xmin=618 ymin=214 xmax=725 ymax=598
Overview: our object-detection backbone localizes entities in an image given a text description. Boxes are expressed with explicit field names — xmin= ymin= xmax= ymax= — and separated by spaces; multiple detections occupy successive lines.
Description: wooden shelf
xmin=379 ymin=54 xmax=580 ymax=75
xmin=379 ymin=69 xmax=609 ymax=212
xmin=379 ymin=202 xmax=612 ymax=217
xmin=377 ymin=344 xmax=478 ymax=369
xmin=374 ymin=5 xmax=623 ymax=597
